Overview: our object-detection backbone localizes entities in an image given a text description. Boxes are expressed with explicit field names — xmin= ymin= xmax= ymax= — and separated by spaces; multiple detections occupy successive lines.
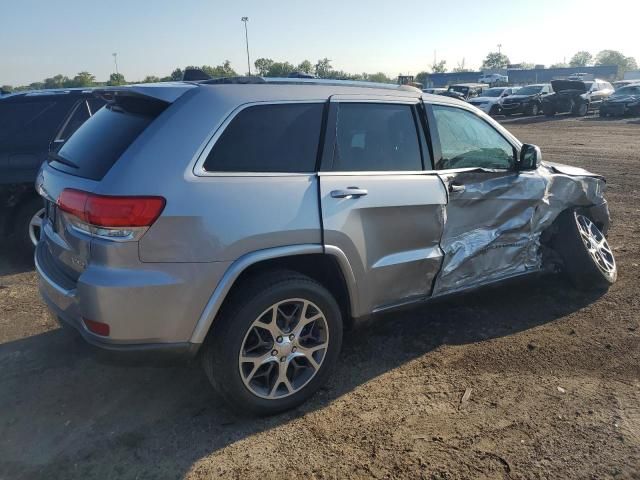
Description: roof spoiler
xmin=183 ymin=68 xmax=212 ymax=81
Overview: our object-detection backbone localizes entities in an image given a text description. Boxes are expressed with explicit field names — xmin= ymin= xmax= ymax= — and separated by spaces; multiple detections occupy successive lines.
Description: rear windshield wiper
xmin=48 ymin=151 xmax=79 ymax=169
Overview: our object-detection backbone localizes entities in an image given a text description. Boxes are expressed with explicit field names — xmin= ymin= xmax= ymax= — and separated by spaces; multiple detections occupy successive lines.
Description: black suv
xmin=0 ymin=89 xmax=104 ymax=254
xmin=542 ymin=79 xmax=614 ymax=117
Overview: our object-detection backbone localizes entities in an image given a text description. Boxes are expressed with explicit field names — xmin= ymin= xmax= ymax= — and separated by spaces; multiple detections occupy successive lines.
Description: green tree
xmin=452 ymin=58 xmax=471 ymax=73
xmin=200 ymin=61 xmax=237 ymax=78
xmin=569 ymin=51 xmax=593 ymax=67
xmin=431 ymin=60 xmax=447 ymax=73
xmin=265 ymin=61 xmax=295 ymax=77
xmin=170 ymin=68 xmax=184 ymax=81
xmin=1 ymin=85 xmax=13 ymax=93
xmin=143 ymin=75 xmax=161 ymax=83
xmin=68 ymin=71 xmax=96 ymax=87
xmin=595 ymin=50 xmax=638 ymax=78
xmin=549 ymin=62 xmax=568 ymax=68
xmin=254 ymin=58 xmax=274 ymax=76
xmin=315 ymin=58 xmax=333 ymax=78
xmin=518 ymin=62 xmax=535 ymax=70
xmin=481 ymin=52 xmax=510 ymax=69
xmin=296 ymin=60 xmax=314 ymax=75
xmin=363 ymin=72 xmax=392 ymax=83
xmin=43 ymin=74 xmax=69 ymax=89
xmin=415 ymin=71 xmax=430 ymax=85
xmin=107 ymin=73 xmax=126 ymax=86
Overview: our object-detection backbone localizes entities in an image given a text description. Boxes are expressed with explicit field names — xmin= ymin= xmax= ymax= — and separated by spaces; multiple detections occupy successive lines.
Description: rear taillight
xmin=57 ymin=189 xmax=165 ymax=240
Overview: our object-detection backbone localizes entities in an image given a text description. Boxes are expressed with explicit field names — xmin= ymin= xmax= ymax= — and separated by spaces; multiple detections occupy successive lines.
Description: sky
xmin=2 ymin=0 xmax=639 ymax=86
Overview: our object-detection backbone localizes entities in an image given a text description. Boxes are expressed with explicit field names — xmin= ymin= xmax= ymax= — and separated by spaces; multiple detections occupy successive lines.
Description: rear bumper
xmin=35 ymin=240 xmax=207 ymax=360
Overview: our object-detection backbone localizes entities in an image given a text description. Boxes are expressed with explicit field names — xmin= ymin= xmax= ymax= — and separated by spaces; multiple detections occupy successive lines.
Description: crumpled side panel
xmin=432 ymin=165 xmax=607 ymax=296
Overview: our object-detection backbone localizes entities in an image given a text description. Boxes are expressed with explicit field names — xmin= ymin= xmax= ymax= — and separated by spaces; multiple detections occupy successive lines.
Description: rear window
xmin=203 ymin=103 xmax=324 ymax=173
xmin=49 ymin=102 xmax=158 ymax=180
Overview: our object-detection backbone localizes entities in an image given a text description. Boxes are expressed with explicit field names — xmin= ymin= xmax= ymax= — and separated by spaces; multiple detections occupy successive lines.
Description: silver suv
xmin=36 ymin=78 xmax=616 ymax=415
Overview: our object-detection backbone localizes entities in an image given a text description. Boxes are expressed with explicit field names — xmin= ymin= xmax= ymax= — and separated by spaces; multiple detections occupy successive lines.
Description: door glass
xmin=330 ymin=103 xmax=422 ymax=171
xmin=431 ymin=105 xmax=515 ymax=170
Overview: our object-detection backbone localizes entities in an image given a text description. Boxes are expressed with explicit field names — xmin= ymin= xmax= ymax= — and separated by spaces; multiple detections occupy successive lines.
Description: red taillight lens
xmin=82 ymin=318 xmax=110 ymax=336
xmin=58 ymin=189 xmax=165 ymax=228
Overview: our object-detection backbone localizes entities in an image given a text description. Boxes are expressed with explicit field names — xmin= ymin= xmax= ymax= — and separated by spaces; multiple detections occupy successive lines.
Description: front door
xmin=320 ymin=96 xmax=447 ymax=316
xmin=426 ymin=103 xmax=546 ymax=296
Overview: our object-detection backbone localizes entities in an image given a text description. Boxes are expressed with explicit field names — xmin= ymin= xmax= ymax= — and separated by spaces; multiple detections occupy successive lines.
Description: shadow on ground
xmin=0 ymin=271 xmax=604 ymax=479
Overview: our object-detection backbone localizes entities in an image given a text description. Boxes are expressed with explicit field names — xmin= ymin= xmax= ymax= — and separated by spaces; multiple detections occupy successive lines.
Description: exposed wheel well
xmin=220 ymin=253 xmax=353 ymax=329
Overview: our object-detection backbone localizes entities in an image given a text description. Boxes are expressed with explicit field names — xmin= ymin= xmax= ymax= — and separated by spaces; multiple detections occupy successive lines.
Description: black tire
xmin=573 ymin=101 xmax=588 ymax=117
xmin=201 ymin=269 xmax=343 ymax=416
xmin=526 ymin=103 xmax=539 ymax=116
xmin=543 ymin=106 xmax=556 ymax=117
xmin=13 ymin=197 xmax=45 ymax=258
xmin=553 ymin=210 xmax=617 ymax=290
xmin=599 ymin=109 xmax=608 ymax=118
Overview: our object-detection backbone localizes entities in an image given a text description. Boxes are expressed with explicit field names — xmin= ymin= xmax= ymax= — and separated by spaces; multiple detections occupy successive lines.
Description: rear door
xmin=319 ymin=95 xmax=447 ymax=316
xmin=426 ymin=102 xmax=546 ymax=296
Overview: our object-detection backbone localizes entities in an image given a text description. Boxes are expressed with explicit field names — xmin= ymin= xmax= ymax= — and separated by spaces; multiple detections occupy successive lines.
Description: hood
xmin=440 ymin=91 xmax=466 ymax=99
xmin=543 ymin=161 xmax=604 ymax=180
xmin=504 ymin=94 xmax=536 ymax=102
xmin=551 ymin=80 xmax=587 ymax=94
xmin=469 ymin=96 xmax=500 ymax=103
xmin=605 ymin=94 xmax=640 ymax=104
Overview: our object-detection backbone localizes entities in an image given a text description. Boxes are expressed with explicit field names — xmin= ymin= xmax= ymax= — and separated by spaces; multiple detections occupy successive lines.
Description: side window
xmin=204 ymin=103 xmax=323 ymax=173
xmin=431 ymin=105 xmax=515 ymax=170
xmin=331 ymin=103 xmax=422 ymax=172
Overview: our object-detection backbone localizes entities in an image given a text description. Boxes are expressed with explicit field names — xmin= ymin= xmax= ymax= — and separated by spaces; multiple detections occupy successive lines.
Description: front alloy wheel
xmin=574 ymin=213 xmax=616 ymax=279
xmin=239 ymin=299 xmax=329 ymax=399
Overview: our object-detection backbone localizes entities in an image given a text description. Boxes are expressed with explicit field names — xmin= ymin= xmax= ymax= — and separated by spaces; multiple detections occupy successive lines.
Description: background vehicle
xmin=422 ymin=87 xmax=447 ymax=95
xmin=612 ymin=80 xmax=639 ymax=90
xmin=440 ymin=83 xmax=488 ymax=101
xmin=542 ymin=79 xmax=614 ymax=116
xmin=468 ymin=87 xmax=514 ymax=115
xmin=500 ymin=84 xmax=552 ymax=116
xmin=599 ymin=84 xmax=640 ymax=117
xmin=0 ymin=89 xmax=104 ymax=254
xmin=35 ymin=79 xmax=615 ymax=415
xmin=478 ymin=73 xmax=508 ymax=85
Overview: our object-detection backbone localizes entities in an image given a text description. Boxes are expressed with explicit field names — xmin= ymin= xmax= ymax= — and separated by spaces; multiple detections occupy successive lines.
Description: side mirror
xmin=518 ymin=144 xmax=542 ymax=171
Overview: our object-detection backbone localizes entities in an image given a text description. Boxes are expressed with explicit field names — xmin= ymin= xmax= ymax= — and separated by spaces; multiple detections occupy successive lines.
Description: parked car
xmin=440 ymin=83 xmax=488 ymax=101
xmin=0 ymin=89 xmax=105 ymax=254
xmin=478 ymin=73 xmax=508 ymax=85
xmin=542 ymin=79 xmax=614 ymax=116
xmin=599 ymin=84 xmax=640 ymax=117
xmin=567 ymin=73 xmax=592 ymax=81
xmin=500 ymin=84 xmax=552 ymax=116
xmin=422 ymin=87 xmax=447 ymax=95
xmin=36 ymin=79 xmax=616 ymax=415
xmin=468 ymin=87 xmax=514 ymax=115
xmin=612 ymin=80 xmax=639 ymax=90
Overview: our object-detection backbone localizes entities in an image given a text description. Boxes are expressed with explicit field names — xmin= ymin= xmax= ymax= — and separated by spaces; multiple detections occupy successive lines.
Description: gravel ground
xmin=0 ymin=114 xmax=639 ymax=479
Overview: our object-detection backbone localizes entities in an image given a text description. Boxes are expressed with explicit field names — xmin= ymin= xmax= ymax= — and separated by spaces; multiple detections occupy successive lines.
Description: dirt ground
xmin=0 ymin=114 xmax=639 ymax=480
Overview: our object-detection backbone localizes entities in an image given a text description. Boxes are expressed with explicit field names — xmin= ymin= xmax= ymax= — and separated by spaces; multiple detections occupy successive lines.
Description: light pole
xmin=112 ymin=53 xmax=119 ymax=76
xmin=241 ymin=17 xmax=251 ymax=76
xmin=497 ymin=43 xmax=502 ymax=55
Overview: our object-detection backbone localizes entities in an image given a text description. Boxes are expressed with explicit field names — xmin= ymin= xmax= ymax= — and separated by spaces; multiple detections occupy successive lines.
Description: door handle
xmin=448 ymin=183 xmax=465 ymax=194
xmin=330 ymin=187 xmax=368 ymax=199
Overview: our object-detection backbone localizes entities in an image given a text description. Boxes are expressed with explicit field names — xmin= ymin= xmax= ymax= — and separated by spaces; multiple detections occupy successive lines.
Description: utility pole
xmin=112 ymin=53 xmax=119 ymax=76
xmin=241 ymin=17 xmax=251 ymax=76
xmin=497 ymin=43 xmax=502 ymax=55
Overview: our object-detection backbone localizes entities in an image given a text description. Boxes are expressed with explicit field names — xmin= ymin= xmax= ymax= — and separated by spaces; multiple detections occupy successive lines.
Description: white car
xmin=478 ymin=73 xmax=508 ymax=85
xmin=468 ymin=87 xmax=514 ymax=114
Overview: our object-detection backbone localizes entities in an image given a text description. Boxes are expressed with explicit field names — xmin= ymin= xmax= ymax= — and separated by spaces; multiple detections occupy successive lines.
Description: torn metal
xmin=432 ymin=162 xmax=607 ymax=296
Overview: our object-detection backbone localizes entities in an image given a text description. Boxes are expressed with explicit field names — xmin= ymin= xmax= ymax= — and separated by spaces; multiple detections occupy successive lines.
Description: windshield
xmin=612 ymin=86 xmax=640 ymax=96
xmin=449 ymin=86 xmax=469 ymax=94
xmin=514 ymin=86 xmax=542 ymax=95
xmin=482 ymin=88 xmax=504 ymax=97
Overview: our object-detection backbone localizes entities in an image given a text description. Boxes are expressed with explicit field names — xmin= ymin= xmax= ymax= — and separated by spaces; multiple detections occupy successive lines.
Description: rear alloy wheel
xmin=554 ymin=210 xmax=617 ymax=290
xmin=29 ymin=208 xmax=45 ymax=247
xmin=202 ymin=270 xmax=343 ymax=415
xmin=575 ymin=102 xmax=589 ymax=116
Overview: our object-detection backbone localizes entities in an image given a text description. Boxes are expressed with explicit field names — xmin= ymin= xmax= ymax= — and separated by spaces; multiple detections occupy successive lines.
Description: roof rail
xmin=200 ymin=76 xmax=421 ymax=92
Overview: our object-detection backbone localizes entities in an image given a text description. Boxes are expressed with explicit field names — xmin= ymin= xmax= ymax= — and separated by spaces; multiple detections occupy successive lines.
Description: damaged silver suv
xmin=35 ymin=78 xmax=616 ymax=415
